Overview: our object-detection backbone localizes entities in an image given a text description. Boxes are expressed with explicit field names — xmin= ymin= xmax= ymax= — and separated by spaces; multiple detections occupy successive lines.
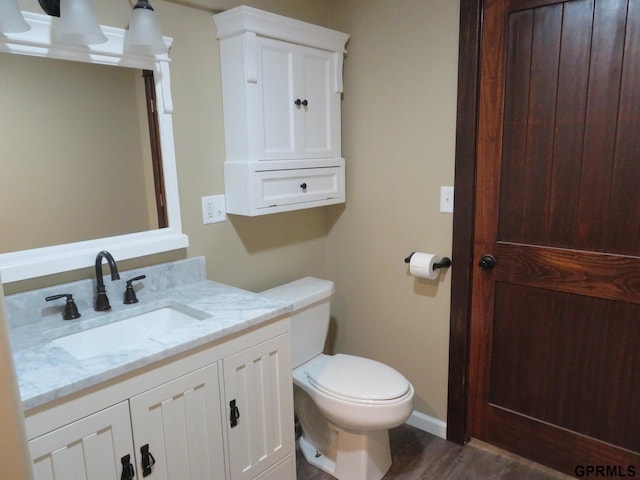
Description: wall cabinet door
xmin=129 ymin=363 xmax=226 ymax=480
xmin=257 ymin=37 xmax=339 ymax=162
xmin=257 ymin=37 xmax=296 ymax=160
xmin=29 ymin=401 xmax=135 ymax=480
xmin=222 ymin=334 xmax=295 ymax=480
xmin=297 ymin=45 xmax=339 ymax=158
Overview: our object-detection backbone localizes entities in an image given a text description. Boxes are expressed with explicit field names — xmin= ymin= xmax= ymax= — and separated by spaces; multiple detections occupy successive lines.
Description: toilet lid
xmin=305 ymin=354 xmax=410 ymax=401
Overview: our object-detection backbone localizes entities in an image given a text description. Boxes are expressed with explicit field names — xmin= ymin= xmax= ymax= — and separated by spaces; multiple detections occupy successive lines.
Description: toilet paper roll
xmin=409 ymin=252 xmax=441 ymax=280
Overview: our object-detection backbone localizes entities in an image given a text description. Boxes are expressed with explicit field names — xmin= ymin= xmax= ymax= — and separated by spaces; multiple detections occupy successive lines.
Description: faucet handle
xmin=124 ymin=275 xmax=146 ymax=304
xmin=45 ymin=294 xmax=81 ymax=320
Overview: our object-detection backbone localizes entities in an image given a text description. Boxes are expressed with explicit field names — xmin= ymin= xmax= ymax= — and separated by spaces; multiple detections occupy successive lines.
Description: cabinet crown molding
xmin=213 ymin=5 xmax=349 ymax=53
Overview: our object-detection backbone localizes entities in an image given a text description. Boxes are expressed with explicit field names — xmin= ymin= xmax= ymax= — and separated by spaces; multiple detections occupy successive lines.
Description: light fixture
xmin=56 ymin=0 xmax=107 ymax=45
xmin=0 ymin=0 xmax=30 ymax=33
xmin=36 ymin=0 xmax=106 ymax=45
xmin=125 ymin=0 xmax=167 ymax=55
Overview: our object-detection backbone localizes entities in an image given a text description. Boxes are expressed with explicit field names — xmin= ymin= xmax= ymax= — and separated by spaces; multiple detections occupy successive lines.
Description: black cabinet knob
xmin=300 ymin=183 xmax=307 ymax=190
xmin=294 ymin=99 xmax=309 ymax=107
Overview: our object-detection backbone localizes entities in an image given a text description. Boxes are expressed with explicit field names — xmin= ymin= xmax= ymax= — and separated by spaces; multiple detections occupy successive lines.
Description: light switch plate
xmin=440 ymin=186 xmax=454 ymax=213
xmin=202 ymin=195 xmax=227 ymax=224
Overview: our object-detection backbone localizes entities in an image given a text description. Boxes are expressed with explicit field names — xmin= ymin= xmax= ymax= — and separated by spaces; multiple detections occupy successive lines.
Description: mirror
xmin=0 ymin=11 xmax=188 ymax=283
xmin=1 ymin=53 xmax=163 ymax=253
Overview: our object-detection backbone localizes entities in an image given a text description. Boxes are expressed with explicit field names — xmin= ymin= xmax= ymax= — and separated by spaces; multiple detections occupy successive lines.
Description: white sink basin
xmin=52 ymin=306 xmax=202 ymax=360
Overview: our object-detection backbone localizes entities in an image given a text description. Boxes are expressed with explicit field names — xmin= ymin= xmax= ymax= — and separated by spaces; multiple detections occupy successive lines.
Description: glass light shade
xmin=56 ymin=0 xmax=107 ymax=45
xmin=125 ymin=1 xmax=167 ymax=55
xmin=0 ymin=0 xmax=30 ymax=33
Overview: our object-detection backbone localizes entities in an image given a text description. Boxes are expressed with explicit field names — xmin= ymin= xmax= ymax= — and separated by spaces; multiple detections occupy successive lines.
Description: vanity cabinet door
xmin=253 ymin=454 xmax=296 ymax=480
xmin=129 ymin=363 xmax=226 ymax=480
xmin=222 ymin=333 xmax=295 ymax=480
xmin=29 ymin=401 xmax=134 ymax=480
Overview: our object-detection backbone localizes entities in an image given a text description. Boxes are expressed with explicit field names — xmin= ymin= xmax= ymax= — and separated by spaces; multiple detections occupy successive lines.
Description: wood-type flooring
xmin=295 ymin=424 xmax=574 ymax=479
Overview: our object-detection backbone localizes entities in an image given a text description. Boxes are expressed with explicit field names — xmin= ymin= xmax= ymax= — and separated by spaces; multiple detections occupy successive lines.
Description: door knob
xmin=478 ymin=255 xmax=496 ymax=270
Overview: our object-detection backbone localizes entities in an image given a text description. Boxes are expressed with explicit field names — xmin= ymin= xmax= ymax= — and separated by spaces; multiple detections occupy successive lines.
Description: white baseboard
xmin=405 ymin=410 xmax=447 ymax=439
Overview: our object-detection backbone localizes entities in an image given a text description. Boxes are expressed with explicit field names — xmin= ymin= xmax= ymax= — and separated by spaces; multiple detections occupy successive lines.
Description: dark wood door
xmin=469 ymin=0 xmax=640 ymax=474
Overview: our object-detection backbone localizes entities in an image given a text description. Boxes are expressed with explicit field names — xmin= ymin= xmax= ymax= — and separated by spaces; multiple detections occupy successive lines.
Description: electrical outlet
xmin=440 ymin=186 xmax=454 ymax=213
xmin=202 ymin=195 xmax=227 ymax=224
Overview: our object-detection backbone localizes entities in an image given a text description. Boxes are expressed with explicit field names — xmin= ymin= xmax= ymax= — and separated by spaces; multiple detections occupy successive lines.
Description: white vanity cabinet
xmin=223 ymin=333 xmax=294 ymax=480
xmin=29 ymin=402 xmax=135 ymax=480
xmin=213 ymin=6 xmax=349 ymax=216
xmin=25 ymin=320 xmax=295 ymax=480
xmin=128 ymin=363 xmax=226 ymax=480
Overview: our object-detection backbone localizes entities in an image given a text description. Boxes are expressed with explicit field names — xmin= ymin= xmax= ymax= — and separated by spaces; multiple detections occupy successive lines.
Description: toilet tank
xmin=261 ymin=277 xmax=334 ymax=369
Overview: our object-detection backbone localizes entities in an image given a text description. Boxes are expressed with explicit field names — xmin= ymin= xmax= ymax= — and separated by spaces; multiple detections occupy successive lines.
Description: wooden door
xmin=469 ymin=0 xmax=640 ymax=474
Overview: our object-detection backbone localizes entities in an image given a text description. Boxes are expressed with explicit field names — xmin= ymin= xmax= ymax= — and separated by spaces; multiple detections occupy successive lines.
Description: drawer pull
xmin=300 ymin=182 xmax=307 ymax=190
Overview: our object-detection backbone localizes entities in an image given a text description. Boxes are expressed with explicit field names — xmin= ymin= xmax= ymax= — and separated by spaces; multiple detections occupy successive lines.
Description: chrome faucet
xmin=94 ymin=250 xmax=120 ymax=311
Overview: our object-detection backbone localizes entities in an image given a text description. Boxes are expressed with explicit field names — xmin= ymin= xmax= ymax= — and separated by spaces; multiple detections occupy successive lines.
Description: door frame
xmin=447 ymin=0 xmax=482 ymax=445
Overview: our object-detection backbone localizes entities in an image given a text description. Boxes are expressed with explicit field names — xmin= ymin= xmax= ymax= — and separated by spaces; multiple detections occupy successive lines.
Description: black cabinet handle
xmin=230 ymin=399 xmax=240 ymax=428
xmin=294 ymin=98 xmax=309 ymax=107
xmin=140 ymin=444 xmax=156 ymax=477
xmin=300 ymin=183 xmax=307 ymax=190
xmin=120 ymin=454 xmax=135 ymax=480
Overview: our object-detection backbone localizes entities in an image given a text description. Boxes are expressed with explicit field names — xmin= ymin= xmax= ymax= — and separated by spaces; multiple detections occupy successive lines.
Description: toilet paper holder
xmin=404 ymin=253 xmax=452 ymax=270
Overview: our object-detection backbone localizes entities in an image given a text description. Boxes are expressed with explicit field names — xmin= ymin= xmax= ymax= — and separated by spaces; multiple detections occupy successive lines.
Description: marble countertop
xmin=9 ymin=279 xmax=291 ymax=411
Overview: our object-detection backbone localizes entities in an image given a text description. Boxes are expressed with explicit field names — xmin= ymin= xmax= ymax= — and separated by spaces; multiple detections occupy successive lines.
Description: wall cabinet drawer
xmin=257 ymin=167 xmax=343 ymax=209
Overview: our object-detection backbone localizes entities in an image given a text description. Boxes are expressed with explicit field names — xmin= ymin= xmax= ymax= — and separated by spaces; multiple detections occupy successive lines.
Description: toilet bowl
xmin=261 ymin=277 xmax=415 ymax=480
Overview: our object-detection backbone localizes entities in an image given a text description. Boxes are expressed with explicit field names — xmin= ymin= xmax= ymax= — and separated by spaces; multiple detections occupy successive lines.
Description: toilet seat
xmin=303 ymin=354 xmax=410 ymax=404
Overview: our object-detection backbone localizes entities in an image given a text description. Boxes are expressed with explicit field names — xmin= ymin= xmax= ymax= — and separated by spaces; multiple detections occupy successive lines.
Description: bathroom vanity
xmin=7 ymin=258 xmax=297 ymax=480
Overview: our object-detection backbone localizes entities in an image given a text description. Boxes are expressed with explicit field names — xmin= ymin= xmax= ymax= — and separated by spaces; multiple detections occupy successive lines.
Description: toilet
xmin=262 ymin=277 xmax=414 ymax=480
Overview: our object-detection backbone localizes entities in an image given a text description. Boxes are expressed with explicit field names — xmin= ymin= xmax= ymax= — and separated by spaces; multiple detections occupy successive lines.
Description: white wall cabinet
xmin=213 ymin=6 xmax=349 ymax=216
xmin=229 ymin=35 xmax=341 ymax=162
xmin=26 ymin=321 xmax=295 ymax=480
